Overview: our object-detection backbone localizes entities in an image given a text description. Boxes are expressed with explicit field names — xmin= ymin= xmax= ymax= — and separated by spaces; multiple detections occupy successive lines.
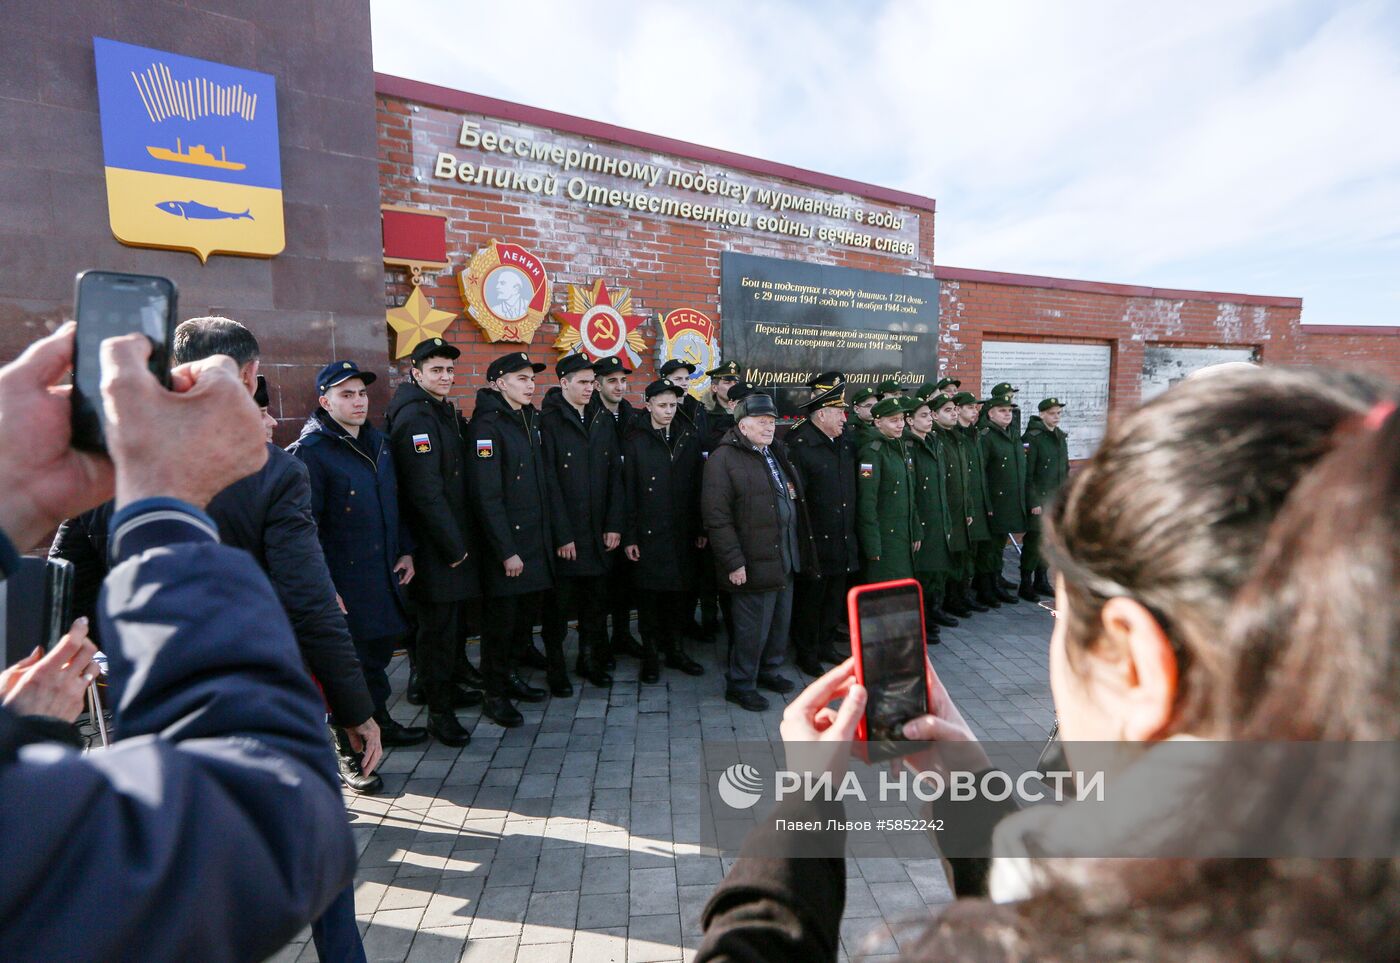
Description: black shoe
xmin=725 ymin=689 xmax=770 ymax=712
xmin=547 ymin=674 xmax=574 ymax=698
xmin=757 ymin=672 xmax=795 ymax=694
xmin=998 ymin=574 xmax=1019 ymax=591
xmin=925 ymin=627 xmax=942 ymax=646
xmin=519 ymin=645 xmax=549 ymax=670
xmin=974 ymin=574 xmax=1001 ymax=609
xmin=929 ymin=608 xmax=959 ymax=628
xmin=943 ymin=590 xmax=972 ymax=618
xmin=796 ymin=655 xmax=825 ymax=676
xmin=449 ymin=683 xmax=483 ymax=709
xmin=426 ymin=711 xmax=471 ymax=748
xmin=406 ymin=666 xmax=425 ymax=706
xmin=505 ymin=672 xmax=547 ymax=703
xmin=481 ymin=695 xmax=524 ymax=728
xmin=374 ymin=709 xmax=428 ymax=747
xmin=664 ymin=646 xmax=705 ymax=676
xmin=640 ymin=654 xmax=661 ymax=684
xmin=454 ymin=659 xmax=486 ymax=690
xmin=993 ymin=579 xmax=1020 ymax=604
xmin=1018 ymin=574 xmax=1040 ymax=603
xmin=585 ymin=663 xmax=614 ymax=686
xmin=1033 ymin=568 xmax=1055 ymax=598
xmin=333 ymin=728 xmax=384 ymax=794
xmin=964 ymin=582 xmax=990 ymax=613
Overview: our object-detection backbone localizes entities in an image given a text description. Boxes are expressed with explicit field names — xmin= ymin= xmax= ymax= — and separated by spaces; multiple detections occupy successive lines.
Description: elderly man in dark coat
xmin=703 ymin=392 xmax=818 ymax=712
xmin=290 ymin=359 xmax=430 ymax=755
xmin=539 ymin=354 xmax=625 ymax=690
xmin=387 ymin=338 xmax=483 ymax=746
xmin=621 ymin=379 xmax=707 ymax=683
xmin=781 ymin=373 xmax=859 ymax=676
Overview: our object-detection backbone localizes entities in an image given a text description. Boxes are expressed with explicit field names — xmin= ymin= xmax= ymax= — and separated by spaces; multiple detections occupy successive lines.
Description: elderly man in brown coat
xmin=701 ymin=392 xmax=818 ymax=711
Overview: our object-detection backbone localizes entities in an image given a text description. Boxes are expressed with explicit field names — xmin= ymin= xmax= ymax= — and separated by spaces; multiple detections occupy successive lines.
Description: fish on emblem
xmin=155 ymin=200 xmax=255 ymax=221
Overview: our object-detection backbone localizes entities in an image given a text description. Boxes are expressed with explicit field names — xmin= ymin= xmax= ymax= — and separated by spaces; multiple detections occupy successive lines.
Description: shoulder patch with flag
xmin=476 ymin=439 xmax=494 ymax=458
xmin=860 ymin=462 xmax=874 ymax=479
xmin=412 ymin=433 xmax=431 ymax=454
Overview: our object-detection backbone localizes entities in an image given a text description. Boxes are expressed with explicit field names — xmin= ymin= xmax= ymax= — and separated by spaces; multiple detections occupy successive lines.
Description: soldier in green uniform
xmin=1022 ymin=397 xmax=1070 ymax=599
xmin=976 ymin=395 xmax=1025 ymax=606
xmin=903 ymin=394 xmax=957 ymax=643
xmin=875 ymin=378 xmax=905 ymax=399
xmin=929 ymin=393 xmax=973 ymax=617
xmin=952 ymin=391 xmax=994 ymax=611
xmin=846 ymin=386 xmax=879 ymax=445
xmin=855 ymin=397 xmax=922 ymax=584
xmin=935 ymin=377 xmax=961 ymax=395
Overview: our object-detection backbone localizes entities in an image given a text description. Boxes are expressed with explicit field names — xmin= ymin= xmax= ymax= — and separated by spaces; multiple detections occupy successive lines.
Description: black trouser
xmin=542 ymin=574 xmax=609 ymax=668
xmin=977 ymin=536 xmax=1008 ymax=575
xmin=790 ymin=574 xmax=846 ymax=662
xmin=415 ymin=600 xmax=461 ymax=714
xmin=481 ymin=591 xmax=542 ymax=696
xmin=608 ymin=567 xmax=634 ymax=641
xmin=353 ymin=631 xmax=403 ymax=715
xmin=1020 ymin=529 xmax=1043 ymax=575
xmin=637 ymin=590 xmax=684 ymax=656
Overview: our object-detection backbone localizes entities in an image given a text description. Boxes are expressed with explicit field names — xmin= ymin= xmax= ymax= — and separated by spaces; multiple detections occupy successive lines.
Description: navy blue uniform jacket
xmin=0 ymin=506 xmax=355 ymax=961
xmin=288 ymin=410 xmax=413 ymax=641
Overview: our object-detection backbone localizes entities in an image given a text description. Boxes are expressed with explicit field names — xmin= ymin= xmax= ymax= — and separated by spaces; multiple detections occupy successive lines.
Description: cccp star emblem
xmin=387 ymin=286 xmax=457 ymax=359
xmin=552 ymin=279 xmax=648 ymax=366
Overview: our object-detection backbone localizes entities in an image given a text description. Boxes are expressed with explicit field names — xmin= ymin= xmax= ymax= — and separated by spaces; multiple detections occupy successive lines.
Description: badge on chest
xmin=412 ymin=433 xmax=431 ymax=454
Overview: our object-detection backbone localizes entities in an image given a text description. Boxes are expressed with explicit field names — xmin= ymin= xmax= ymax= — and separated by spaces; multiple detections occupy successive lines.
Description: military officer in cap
xmin=704 ymin=359 xmax=743 ymax=446
xmin=930 ymin=392 xmax=975 ymax=617
xmin=977 ymin=395 xmax=1026 ymax=606
xmin=935 ymin=376 xmax=961 ymax=395
xmin=855 ymin=396 xmax=923 ymax=583
xmin=386 ymin=338 xmax=481 ymax=747
xmin=291 ymin=359 xmax=431 ymax=754
xmin=1022 ymin=397 xmax=1070 ymax=599
xmin=875 ymin=377 xmax=905 ymax=399
xmin=952 ymin=390 xmax=996 ymax=611
xmin=622 ymin=379 xmax=707 ymax=682
xmin=539 ymin=354 xmax=625 ymax=691
xmin=781 ymin=373 xmax=859 ymax=675
xmin=847 ymin=386 xmax=879 ymax=445
xmin=977 ymin=382 xmax=1023 ymax=437
xmin=586 ymin=355 xmax=643 ymax=658
xmin=904 ymin=393 xmax=957 ymax=642
xmin=468 ymin=351 xmax=555 ymax=728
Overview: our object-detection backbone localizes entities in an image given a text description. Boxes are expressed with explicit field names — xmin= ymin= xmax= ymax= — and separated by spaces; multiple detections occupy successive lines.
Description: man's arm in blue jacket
xmin=0 ymin=500 xmax=356 ymax=963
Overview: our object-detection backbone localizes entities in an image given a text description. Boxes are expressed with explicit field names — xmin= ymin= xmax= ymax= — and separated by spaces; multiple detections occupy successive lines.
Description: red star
xmin=552 ymin=279 xmax=647 ymax=362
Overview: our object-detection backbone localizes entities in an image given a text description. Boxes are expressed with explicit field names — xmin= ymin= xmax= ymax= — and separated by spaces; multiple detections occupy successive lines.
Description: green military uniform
xmin=855 ymin=398 xmax=922 ymax=583
xmin=976 ymin=396 xmax=1027 ymax=604
xmin=1022 ymin=398 xmax=1071 ymax=596
xmin=906 ymin=424 xmax=957 ymax=637
xmin=845 ymin=386 xmax=880 ymax=446
xmin=930 ymin=418 xmax=972 ymax=615
xmin=977 ymin=382 xmax=1022 ymax=436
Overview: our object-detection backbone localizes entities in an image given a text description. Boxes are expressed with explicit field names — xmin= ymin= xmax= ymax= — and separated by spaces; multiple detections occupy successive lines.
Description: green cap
xmin=875 ymin=378 xmax=904 ymax=396
xmin=915 ymin=382 xmax=939 ymax=401
xmin=990 ymin=382 xmax=1018 ymax=396
xmin=850 ymin=386 xmax=878 ymax=407
xmin=984 ymin=395 xmax=1014 ymax=410
xmin=872 ymin=396 xmax=906 ymax=418
xmin=928 ymin=393 xmax=954 ymax=410
xmin=952 ymin=391 xmax=978 ymax=406
xmin=936 ymin=377 xmax=961 ymax=392
xmin=1038 ymin=397 xmax=1066 ymax=411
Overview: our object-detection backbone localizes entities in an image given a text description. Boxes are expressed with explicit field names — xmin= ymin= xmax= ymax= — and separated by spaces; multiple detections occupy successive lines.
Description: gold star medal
xmin=387 ymin=286 xmax=456 ymax=359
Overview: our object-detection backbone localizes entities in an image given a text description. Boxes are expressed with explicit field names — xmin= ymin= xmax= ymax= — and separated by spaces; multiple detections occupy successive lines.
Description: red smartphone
xmin=848 ymin=578 xmax=935 ymax=761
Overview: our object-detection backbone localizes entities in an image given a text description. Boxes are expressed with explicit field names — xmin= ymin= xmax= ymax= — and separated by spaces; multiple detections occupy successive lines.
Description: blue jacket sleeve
xmin=0 ymin=521 xmax=355 ymax=963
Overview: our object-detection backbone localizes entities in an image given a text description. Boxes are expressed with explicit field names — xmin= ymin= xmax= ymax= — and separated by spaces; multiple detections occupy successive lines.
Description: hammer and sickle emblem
xmin=592 ymin=315 xmax=616 ymax=342
xmin=682 ymin=344 xmax=703 ymax=365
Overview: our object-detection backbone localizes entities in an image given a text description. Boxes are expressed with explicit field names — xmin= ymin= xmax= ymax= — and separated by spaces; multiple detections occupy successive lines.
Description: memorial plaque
xmin=980 ymin=341 xmax=1111 ymax=460
xmin=1140 ymin=345 xmax=1256 ymax=402
xmin=720 ymin=252 xmax=939 ymax=417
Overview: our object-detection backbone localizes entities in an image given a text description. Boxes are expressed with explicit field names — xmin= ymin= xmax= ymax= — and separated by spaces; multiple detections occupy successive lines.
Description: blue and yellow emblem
xmin=93 ymin=37 xmax=284 ymax=263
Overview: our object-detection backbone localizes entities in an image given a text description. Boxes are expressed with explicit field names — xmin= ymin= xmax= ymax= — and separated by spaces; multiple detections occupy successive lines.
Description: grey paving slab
xmin=287 ymin=583 xmax=1054 ymax=960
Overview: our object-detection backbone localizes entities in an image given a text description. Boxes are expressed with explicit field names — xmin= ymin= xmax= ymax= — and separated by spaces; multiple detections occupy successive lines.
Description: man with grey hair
xmin=702 ymin=392 xmax=818 ymax=712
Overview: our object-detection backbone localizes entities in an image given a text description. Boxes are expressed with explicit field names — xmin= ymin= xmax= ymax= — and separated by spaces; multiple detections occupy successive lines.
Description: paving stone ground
xmin=273 ymin=566 xmax=1055 ymax=963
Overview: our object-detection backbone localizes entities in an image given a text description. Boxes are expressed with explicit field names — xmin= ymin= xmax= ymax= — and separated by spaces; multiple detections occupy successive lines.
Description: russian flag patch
xmin=860 ymin=462 xmax=874 ymax=478
xmin=476 ymin=439 xmax=494 ymax=458
xmin=412 ymin=433 xmax=431 ymax=454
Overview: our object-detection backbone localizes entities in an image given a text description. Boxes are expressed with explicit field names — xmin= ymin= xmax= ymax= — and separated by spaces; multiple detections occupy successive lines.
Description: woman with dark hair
xmin=695 ymin=367 xmax=1397 ymax=961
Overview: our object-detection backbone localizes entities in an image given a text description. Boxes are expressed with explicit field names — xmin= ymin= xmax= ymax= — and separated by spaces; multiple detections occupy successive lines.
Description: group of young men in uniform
xmin=844 ymin=375 xmax=1070 ymax=644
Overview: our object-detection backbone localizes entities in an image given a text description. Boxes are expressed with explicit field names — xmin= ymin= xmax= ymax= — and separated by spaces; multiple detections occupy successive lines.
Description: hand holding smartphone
xmin=71 ymin=270 xmax=177 ymax=452
xmin=848 ymin=578 xmax=936 ymax=762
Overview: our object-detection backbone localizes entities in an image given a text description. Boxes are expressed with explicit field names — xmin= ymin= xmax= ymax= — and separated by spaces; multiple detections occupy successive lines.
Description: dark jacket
xmin=679 ymin=392 xmax=710 ymax=449
xmin=956 ymin=424 xmax=992 ymax=542
xmin=467 ymin=387 xmax=555 ymax=596
xmin=705 ymin=402 xmax=736 ymax=457
xmin=1 ymin=512 xmax=354 ymax=961
xmin=539 ymin=386 xmax=624 ymax=577
xmin=855 ymin=433 xmax=923 ymax=583
xmin=780 ymin=418 xmax=859 ymax=577
xmin=48 ymin=504 xmax=113 ymax=646
xmin=1023 ymin=415 xmax=1070 ymax=531
xmin=933 ymin=424 xmax=971 ymax=554
xmin=908 ymin=429 xmax=955 ymax=576
xmin=703 ymin=427 xmax=818 ymax=593
xmin=386 ymin=380 xmax=480 ymax=602
xmin=622 ymin=417 xmax=704 ymax=591
xmin=47 ymin=451 xmax=375 ymax=727
xmin=980 ymin=421 xmax=1029 ymax=535
xmin=585 ymin=394 xmax=639 ymax=439
xmin=288 ymin=410 xmax=412 ymax=641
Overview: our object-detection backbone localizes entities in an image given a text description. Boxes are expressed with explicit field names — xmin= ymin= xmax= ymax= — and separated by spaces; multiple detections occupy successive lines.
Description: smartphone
xmin=2 ymin=556 xmax=73 ymax=667
xmin=71 ymin=270 xmax=177 ymax=452
xmin=848 ymin=578 xmax=935 ymax=762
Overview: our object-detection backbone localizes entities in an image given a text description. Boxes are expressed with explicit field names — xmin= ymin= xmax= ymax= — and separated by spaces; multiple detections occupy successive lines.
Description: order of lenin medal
xmin=459 ymin=240 xmax=553 ymax=344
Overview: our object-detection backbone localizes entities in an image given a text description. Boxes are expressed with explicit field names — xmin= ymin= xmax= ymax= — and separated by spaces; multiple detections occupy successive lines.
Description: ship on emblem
xmin=146 ymin=138 xmax=246 ymax=170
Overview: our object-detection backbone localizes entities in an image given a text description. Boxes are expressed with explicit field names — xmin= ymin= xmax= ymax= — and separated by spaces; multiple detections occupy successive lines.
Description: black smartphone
xmin=71 ymin=270 xmax=177 ymax=452
xmin=2 ymin=557 xmax=73 ymax=667
xmin=849 ymin=578 xmax=934 ymax=761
